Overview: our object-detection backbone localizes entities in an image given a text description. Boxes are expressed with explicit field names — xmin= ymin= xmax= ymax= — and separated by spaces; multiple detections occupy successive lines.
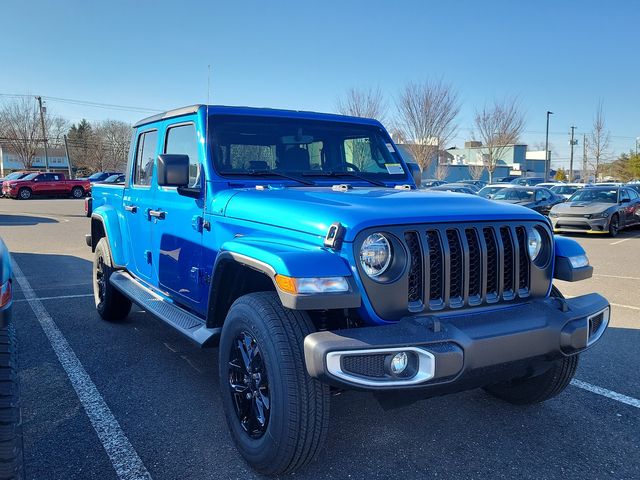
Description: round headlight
xmin=527 ymin=228 xmax=542 ymax=260
xmin=360 ymin=233 xmax=392 ymax=278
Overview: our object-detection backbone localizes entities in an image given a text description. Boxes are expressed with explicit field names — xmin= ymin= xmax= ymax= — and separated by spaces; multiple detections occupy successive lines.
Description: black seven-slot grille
xmin=404 ymin=224 xmax=531 ymax=311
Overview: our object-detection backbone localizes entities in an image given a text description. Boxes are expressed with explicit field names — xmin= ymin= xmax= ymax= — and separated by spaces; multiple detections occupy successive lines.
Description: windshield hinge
xmin=394 ymin=184 xmax=413 ymax=190
xmin=324 ymin=222 xmax=345 ymax=250
xmin=331 ymin=184 xmax=352 ymax=192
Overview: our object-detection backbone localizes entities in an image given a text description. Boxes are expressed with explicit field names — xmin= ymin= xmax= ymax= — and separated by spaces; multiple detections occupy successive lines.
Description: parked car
xmin=2 ymin=172 xmax=90 ymax=199
xmin=459 ymin=179 xmax=487 ymax=189
xmin=495 ymin=175 xmax=521 ymax=183
xmin=98 ymin=173 xmax=125 ymax=184
xmin=86 ymin=104 xmax=609 ymax=475
xmin=492 ymin=186 xmax=564 ymax=215
xmin=0 ymin=237 xmax=23 ymax=479
xmin=550 ymin=186 xmax=640 ymax=237
xmin=478 ymin=183 xmax=517 ymax=199
xmin=1 ymin=171 xmax=35 ymax=196
xmin=442 ymin=182 xmax=481 ymax=192
xmin=80 ymin=171 xmax=122 ymax=182
xmin=510 ymin=176 xmax=546 ymax=186
xmin=550 ymin=183 xmax=589 ymax=200
xmin=428 ymin=184 xmax=477 ymax=194
xmin=626 ymin=183 xmax=640 ymax=195
xmin=420 ymin=179 xmax=447 ymax=188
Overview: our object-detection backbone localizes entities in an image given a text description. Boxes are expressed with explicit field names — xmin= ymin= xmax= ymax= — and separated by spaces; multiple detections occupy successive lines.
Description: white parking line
xmin=571 ymin=379 xmax=640 ymax=409
xmin=610 ymin=238 xmax=631 ymax=245
xmin=13 ymin=293 xmax=93 ymax=303
xmin=11 ymin=260 xmax=153 ymax=480
xmin=611 ymin=303 xmax=640 ymax=311
xmin=594 ymin=273 xmax=640 ymax=281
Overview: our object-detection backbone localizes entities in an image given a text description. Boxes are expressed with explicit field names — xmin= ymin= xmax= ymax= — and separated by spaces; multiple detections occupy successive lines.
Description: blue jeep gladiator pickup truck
xmin=87 ymin=105 xmax=610 ymax=475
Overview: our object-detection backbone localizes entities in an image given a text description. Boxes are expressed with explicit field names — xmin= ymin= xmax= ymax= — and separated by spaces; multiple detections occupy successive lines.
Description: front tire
xmin=218 ymin=292 xmax=329 ymax=475
xmin=17 ymin=188 xmax=31 ymax=200
xmin=93 ymin=238 xmax=132 ymax=321
xmin=608 ymin=214 xmax=620 ymax=237
xmin=0 ymin=323 xmax=24 ymax=480
xmin=484 ymin=355 xmax=579 ymax=405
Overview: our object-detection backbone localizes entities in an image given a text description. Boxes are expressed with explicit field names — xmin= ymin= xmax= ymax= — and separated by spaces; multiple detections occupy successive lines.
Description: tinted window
xmin=134 ymin=130 xmax=158 ymax=186
xmin=619 ymin=189 xmax=630 ymax=202
xmin=210 ymin=115 xmax=408 ymax=181
xmin=164 ymin=123 xmax=200 ymax=187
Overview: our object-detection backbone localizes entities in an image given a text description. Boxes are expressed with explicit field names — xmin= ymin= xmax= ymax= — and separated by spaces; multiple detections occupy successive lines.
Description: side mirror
xmin=406 ymin=162 xmax=422 ymax=187
xmin=157 ymin=154 xmax=190 ymax=187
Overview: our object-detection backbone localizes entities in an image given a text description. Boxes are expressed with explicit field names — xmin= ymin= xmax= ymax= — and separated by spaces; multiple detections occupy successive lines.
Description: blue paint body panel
xmin=90 ymin=105 xmax=587 ymax=325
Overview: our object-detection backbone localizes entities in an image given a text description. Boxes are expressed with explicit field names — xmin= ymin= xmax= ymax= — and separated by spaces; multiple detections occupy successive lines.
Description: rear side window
xmin=134 ymin=130 xmax=158 ymax=186
xmin=628 ymin=189 xmax=639 ymax=200
xmin=164 ymin=123 xmax=200 ymax=187
xmin=619 ymin=189 xmax=630 ymax=202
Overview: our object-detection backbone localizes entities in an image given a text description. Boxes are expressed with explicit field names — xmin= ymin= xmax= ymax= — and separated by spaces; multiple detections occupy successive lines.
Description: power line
xmin=0 ymin=93 xmax=161 ymax=113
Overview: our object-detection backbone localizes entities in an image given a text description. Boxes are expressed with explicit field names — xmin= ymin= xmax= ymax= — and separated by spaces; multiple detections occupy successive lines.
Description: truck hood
xmin=223 ymin=187 xmax=545 ymax=241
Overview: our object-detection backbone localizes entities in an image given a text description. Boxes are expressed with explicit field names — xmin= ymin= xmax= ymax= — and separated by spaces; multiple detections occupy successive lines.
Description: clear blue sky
xmin=2 ymin=0 xmax=639 ymax=167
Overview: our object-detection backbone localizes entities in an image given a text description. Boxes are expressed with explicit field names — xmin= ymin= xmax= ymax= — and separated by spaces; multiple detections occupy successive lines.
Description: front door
xmin=123 ymin=129 xmax=158 ymax=283
xmin=152 ymin=121 xmax=205 ymax=312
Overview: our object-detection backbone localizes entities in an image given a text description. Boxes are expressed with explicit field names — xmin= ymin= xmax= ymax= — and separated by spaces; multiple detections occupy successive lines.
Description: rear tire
xmin=218 ymin=292 xmax=329 ymax=475
xmin=93 ymin=238 xmax=132 ymax=321
xmin=17 ymin=189 xmax=31 ymax=200
xmin=0 ymin=323 xmax=24 ymax=480
xmin=71 ymin=187 xmax=84 ymax=199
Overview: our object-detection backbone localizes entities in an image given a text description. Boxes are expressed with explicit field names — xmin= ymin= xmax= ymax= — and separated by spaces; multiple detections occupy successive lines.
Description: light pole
xmin=544 ymin=111 xmax=553 ymax=180
xmin=35 ymin=96 xmax=50 ymax=172
xmin=569 ymin=126 xmax=577 ymax=182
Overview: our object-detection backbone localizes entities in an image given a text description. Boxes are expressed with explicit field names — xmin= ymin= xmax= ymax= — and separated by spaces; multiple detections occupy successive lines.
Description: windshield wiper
xmin=223 ymin=170 xmax=315 ymax=186
xmin=302 ymin=171 xmax=388 ymax=187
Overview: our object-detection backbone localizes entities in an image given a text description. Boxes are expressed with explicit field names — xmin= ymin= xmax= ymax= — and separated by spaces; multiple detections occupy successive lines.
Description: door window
xmin=628 ymin=189 xmax=639 ymax=200
xmin=619 ymin=189 xmax=630 ymax=203
xmin=134 ymin=130 xmax=158 ymax=186
xmin=164 ymin=124 xmax=200 ymax=187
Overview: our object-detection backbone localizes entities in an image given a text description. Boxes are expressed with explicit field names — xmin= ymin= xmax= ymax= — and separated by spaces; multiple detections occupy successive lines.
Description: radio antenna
xmin=206 ymin=64 xmax=211 ymax=165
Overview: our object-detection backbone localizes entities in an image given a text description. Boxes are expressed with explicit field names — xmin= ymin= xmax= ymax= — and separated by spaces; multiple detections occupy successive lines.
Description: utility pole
xmin=35 ymin=96 xmax=50 ymax=172
xmin=63 ymin=135 xmax=73 ymax=179
xmin=582 ymin=134 xmax=588 ymax=183
xmin=569 ymin=126 xmax=577 ymax=182
xmin=544 ymin=111 xmax=553 ymax=180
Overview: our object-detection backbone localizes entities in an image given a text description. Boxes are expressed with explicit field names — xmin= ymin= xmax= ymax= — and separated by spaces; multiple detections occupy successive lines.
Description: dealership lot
xmin=1 ymin=198 xmax=639 ymax=480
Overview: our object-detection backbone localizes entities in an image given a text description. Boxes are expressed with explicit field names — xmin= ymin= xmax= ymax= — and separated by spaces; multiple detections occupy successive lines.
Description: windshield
xmin=478 ymin=186 xmax=504 ymax=197
xmin=88 ymin=172 xmax=106 ymax=181
xmin=209 ymin=115 xmax=408 ymax=183
xmin=568 ymin=188 xmax=618 ymax=203
xmin=493 ymin=188 xmax=534 ymax=201
xmin=551 ymin=185 xmax=579 ymax=195
xmin=5 ymin=172 xmax=26 ymax=180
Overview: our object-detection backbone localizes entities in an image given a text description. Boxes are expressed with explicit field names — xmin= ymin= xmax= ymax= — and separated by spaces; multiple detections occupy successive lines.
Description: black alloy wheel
xmin=228 ymin=331 xmax=270 ymax=438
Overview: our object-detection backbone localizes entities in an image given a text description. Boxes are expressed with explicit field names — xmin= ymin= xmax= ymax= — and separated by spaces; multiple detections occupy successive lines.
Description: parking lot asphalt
xmin=1 ymin=198 xmax=638 ymax=480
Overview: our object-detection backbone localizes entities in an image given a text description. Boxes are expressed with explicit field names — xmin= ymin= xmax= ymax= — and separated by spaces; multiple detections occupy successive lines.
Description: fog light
xmin=389 ymin=352 xmax=408 ymax=375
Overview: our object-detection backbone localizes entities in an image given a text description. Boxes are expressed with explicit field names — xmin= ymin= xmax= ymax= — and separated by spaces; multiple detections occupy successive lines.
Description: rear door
xmin=627 ymin=189 xmax=640 ymax=225
xmin=123 ymin=129 xmax=158 ymax=282
xmin=152 ymin=121 xmax=206 ymax=312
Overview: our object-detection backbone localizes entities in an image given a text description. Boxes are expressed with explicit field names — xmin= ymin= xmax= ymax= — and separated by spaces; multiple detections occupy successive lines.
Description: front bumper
xmin=551 ymin=216 xmax=610 ymax=234
xmin=304 ymin=293 xmax=609 ymax=392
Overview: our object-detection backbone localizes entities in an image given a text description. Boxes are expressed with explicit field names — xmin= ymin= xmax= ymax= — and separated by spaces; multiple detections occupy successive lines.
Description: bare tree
xmin=335 ymin=86 xmax=388 ymax=123
xmin=0 ymin=97 xmax=41 ymax=169
xmin=468 ymin=164 xmax=485 ymax=180
xmin=435 ymin=162 xmax=449 ymax=180
xmin=97 ymin=120 xmax=131 ymax=171
xmin=473 ymin=98 xmax=526 ymax=183
xmin=0 ymin=97 xmax=70 ymax=169
xmin=589 ymin=101 xmax=611 ymax=180
xmin=396 ymin=80 xmax=460 ymax=172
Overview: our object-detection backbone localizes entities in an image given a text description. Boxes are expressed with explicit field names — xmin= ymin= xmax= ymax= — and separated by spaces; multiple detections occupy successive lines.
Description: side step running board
xmin=110 ymin=271 xmax=220 ymax=347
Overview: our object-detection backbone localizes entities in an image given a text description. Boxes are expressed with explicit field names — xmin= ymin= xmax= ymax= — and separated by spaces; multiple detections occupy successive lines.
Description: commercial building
xmin=0 ymin=146 xmax=70 ymax=176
